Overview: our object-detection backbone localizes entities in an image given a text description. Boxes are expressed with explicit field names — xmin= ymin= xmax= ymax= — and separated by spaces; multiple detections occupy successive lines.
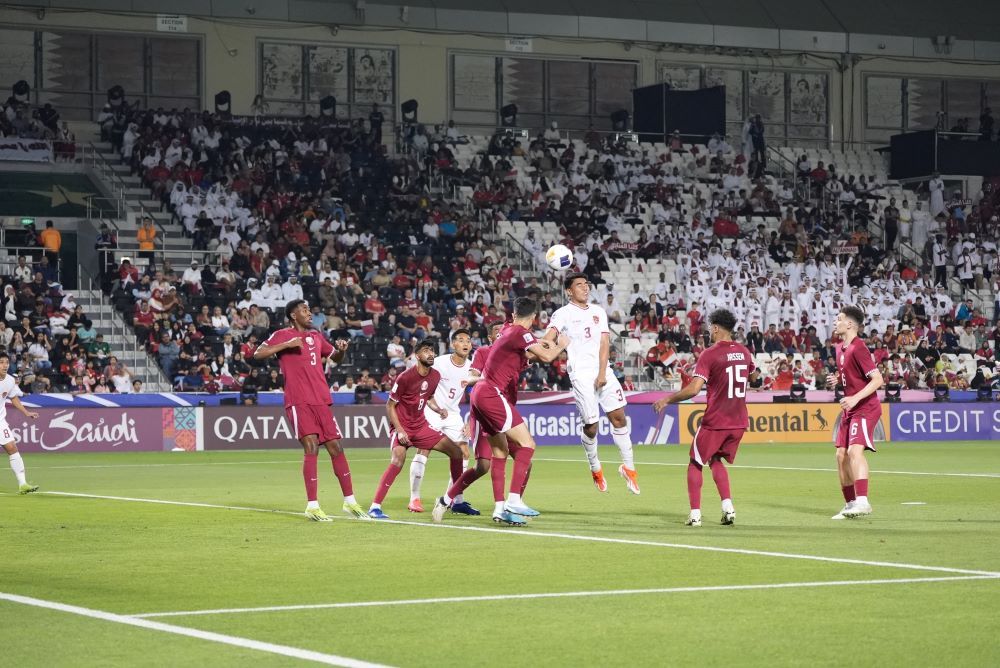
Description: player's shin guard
xmin=580 ymin=433 xmax=601 ymax=472
xmin=854 ymin=478 xmax=869 ymax=499
xmin=409 ymin=453 xmax=427 ymax=501
xmin=687 ymin=460 xmax=703 ymax=510
xmin=373 ymin=464 xmax=403 ymax=504
xmin=611 ymin=426 xmax=634 ymax=469
xmin=491 ymin=457 xmax=507 ymax=502
xmin=9 ymin=452 xmax=27 ymax=486
xmin=331 ymin=452 xmax=354 ymax=497
xmin=709 ymin=458 xmax=731 ymax=501
xmin=510 ymin=447 xmax=534 ymax=496
xmin=303 ymin=453 xmax=319 ymax=503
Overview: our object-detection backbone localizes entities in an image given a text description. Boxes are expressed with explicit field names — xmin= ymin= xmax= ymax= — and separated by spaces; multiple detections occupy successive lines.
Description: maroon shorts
xmin=836 ymin=405 xmax=881 ymax=452
xmin=391 ymin=425 xmax=445 ymax=450
xmin=286 ymin=404 xmax=342 ymax=443
xmin=470 ymin=383 xmax=523 ymax=437
xmin=691 ymin=427 xmax=744 ymax=465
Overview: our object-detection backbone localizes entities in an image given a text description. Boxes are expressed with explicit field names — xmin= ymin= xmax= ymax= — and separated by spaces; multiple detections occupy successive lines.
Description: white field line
xmin=533 ymin=457 xmax=1000 ymax=479
xmin=131 ymin=574 xmax=1000 ymax=619
xmin=42 ymin=491 xmax=1000 ymax=577
xmin=0 ymin=591 xmax=393 ymax=668
xmin=32 ymin=456 xmax=1000 ymax=479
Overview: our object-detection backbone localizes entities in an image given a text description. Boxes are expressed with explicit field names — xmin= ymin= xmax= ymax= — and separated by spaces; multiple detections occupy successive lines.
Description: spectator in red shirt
xmin=621 ymin=375 xmax=636 ymax=391
xmin=133 ymin=300 xmax=155 ymax=342
xmin=363 ymin=289 xmax=386 ymax=324
xmin=778 ymin=321 xmax=798 ymax=353
xmin=391 ymin=269 xmax=412 ymax=290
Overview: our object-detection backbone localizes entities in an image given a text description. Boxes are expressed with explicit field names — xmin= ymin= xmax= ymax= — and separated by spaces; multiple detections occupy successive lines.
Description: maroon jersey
xmin=263 ymin=327 xmax=334 ymax=407
xmin=693 ymin=340 xmax=755 ymax=430
xmin=482 ymin=324 xmax=535 ymax=403
xmin=837 ymin=336 xmax=880 ymax=415
xmin=389 ymin=366 xmax=441 ymax=433
xmin=471 ymin=345 xmax=491 ymax=374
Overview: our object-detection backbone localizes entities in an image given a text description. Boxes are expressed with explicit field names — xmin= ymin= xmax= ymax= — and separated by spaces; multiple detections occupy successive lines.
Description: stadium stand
xmin=74 ymin=107 xmax=1000 ymax=395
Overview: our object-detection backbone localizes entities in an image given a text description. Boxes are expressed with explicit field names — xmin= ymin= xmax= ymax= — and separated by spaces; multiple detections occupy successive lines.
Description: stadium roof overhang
xmin=15 ymin=0 xmax=1000 ymax=61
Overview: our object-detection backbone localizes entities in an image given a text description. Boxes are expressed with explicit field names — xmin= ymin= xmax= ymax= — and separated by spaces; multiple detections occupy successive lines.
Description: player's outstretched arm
xmin=652 ymin=377 xmax=705 ymax=413
xmin=253 ymin=337 xmax=302 ymax=360
xmin=11 ymin=396 xmax=39 ymax=419
xmin=528 ymin=334 xmax=569 ymax=364
xmin=427 ymin=397 xmax=447 ymax=419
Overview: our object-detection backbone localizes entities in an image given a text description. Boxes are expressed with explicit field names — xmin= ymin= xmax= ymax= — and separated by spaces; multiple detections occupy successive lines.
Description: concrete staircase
xmin=70 ymin=286 xmax=171 ymax=391
xmin=88 ymin=140 xmax=211 ymax=270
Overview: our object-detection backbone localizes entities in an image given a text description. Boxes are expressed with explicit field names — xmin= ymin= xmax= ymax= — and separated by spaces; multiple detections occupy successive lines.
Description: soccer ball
xmin=545 ymin=244 xmax=573 ymax=271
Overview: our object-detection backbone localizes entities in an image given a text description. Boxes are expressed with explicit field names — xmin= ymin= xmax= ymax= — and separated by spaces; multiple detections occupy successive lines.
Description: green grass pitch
xmin=2 ymin=442 xmax=998 ymax=667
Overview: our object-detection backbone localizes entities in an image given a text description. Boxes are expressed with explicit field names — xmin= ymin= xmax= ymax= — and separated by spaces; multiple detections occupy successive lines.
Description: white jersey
xmin=548 ymin=302 xmax=610 ymax=376
xmin=430 ymin=354 xmax=472 ymax=414
xmin=0 ymin=373 xmax=23 ymax=424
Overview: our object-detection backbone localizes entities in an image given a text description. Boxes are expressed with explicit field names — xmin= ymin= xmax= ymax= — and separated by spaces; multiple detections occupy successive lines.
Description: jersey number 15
xmin=725 ymin=364 xmax=748 ymax=399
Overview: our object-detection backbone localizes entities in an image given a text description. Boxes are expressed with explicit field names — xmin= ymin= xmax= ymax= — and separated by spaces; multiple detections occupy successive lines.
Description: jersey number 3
xmin=726 ymin=364 xmax=748 ymax=399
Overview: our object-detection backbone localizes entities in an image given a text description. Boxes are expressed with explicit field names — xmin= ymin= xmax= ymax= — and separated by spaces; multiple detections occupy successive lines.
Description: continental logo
xmin=685 ymin=408 xmax=830 ymax=434
xmin=679 ymin=404 xmax=848 ymax=444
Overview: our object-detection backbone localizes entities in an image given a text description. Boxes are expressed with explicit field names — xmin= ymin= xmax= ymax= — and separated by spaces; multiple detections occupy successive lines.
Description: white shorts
xmin=424 ymin=408 xmax=466 ymax=445
xmin=571 ymin=372 xmax=627 ymax=425
xmin=0 ymin=419 xmax=13 ymax=445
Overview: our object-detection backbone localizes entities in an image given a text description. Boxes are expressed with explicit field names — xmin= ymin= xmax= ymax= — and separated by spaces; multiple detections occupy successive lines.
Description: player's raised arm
xmin=326 ymin=337 xmax=349 ymax=364
xmin=253 ymin=334 xmax=302 ymax=360
xmin=652 ymin=376 xmax=706 ymax=413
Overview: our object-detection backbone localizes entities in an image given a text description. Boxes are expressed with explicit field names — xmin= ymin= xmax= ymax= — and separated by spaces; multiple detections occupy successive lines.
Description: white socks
xmin=494 ymin=501 xmax=505 ymax=516
xmin=9 ymin=453 xmax=26 ymax=486
xmin=580 ymin=434 xmax=601 ymax=472
xmin=306 ymin=500 xmax=320 ymax=510
xmin=409 ymin=454 xmax=427 ymax=501
xmin=344 ymin=494 xmax=357 ymax=505
xmin=612 ymin=426 xmax=634 ymax=469
xmin=508 ymin=493 xmax=523 ymax=506
xmin=689 ymin=509 xmax=702 ymax=520
xmin=721 ymin=498 xmax=734 ymax=513
xmin=856 ymin=495 xmax=869 ymax=505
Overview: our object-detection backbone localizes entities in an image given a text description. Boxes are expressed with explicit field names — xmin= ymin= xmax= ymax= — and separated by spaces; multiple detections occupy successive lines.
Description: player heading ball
xmin=544 ymin=273 xmax=639 ymax=494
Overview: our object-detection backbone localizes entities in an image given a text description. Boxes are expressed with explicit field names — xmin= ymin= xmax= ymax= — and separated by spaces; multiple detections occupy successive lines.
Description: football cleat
xmin=18 ymin=483 xmax=39 ymax=495
xmin=305 ymin=507 xmax=333 ymax=522
xmin=721 ymin=510 xmax=735 ymax=525
xmin=619 ymin=465 xmax=641 ymax=495
xmin=367 ymin=507 xmax=390 ymax=520
xmin=504 ymin=501 xmax=539 ymax=517
xmin=592 ymin=468 xmax=609 ymax=493
xmin=843 ymin=500 xmax=873 ymax=518
xmin=831 ymin=502 xmax=854 ymax=520
xmin=492 ymin=511 xmax=527 ymax=526
xmin=431 ymin=497 xmax=449 ymax=524
xmin=343 ymin=501 xmax=372 ymax=520
xmin=450 ymin=501 xmax=481 ymax=516
xmin=685 ymin=514 xmax=702 ymax=527
xmin=407 ymin=498 xmax=424 ymax=513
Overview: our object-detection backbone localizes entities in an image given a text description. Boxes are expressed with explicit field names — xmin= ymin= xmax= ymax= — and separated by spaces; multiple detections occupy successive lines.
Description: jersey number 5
xmin=726 ymin=364 xmax=748 ymax=399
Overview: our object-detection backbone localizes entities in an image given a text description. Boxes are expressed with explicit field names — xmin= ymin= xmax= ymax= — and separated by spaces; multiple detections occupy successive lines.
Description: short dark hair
xmin=840 ymin=305 xmax=865 ymax=328
xmin=487 ymin=320 xmax=505 ymax=334
xmin=514 ymin=297 xmax=538 ymax=319
xmin=708 ymin=308 xmax=737 ymax=333
xmin=0 ymin=351 xmax=8 ymax=361
xmin=563 ymin=272 xmax=588 ymax=290
xmin=285 ymin=299 xmax=307 ymax=321
xmin=413 ymin=340 xmax=436 ymax=355
xmin=451 ymin=328 xmax=471 ymax=340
